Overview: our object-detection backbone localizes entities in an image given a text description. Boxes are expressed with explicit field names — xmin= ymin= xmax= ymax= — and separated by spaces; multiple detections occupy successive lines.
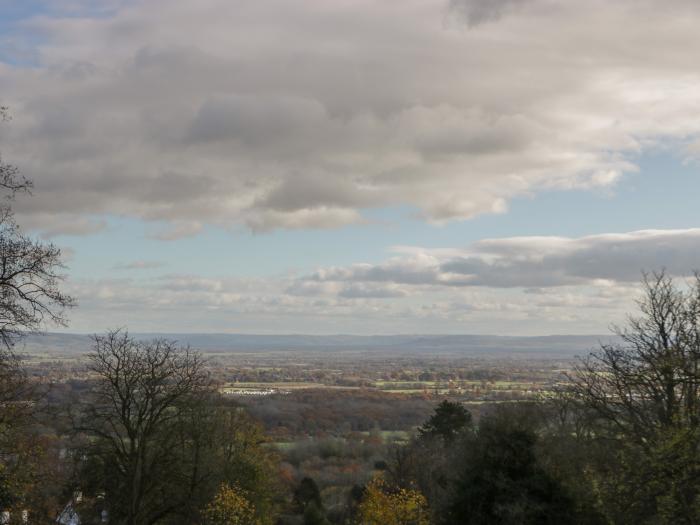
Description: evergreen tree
xmin=418 ymin=400 xmax=471 ymax=443
xmin=447 ymin=421 xmax=575 ymax=525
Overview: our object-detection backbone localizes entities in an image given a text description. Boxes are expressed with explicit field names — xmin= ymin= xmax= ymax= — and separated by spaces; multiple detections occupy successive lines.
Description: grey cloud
xmin=3 ymin=0 xmax=700 ymax=235
xmin=448 ymin=0 xmax=535 ymax=27
xmin=141 ymin=171 xmax=218 ymax=204
xmin=448 ymin=230 xmax=700 ymax=286
xmin=245 ymin=207 xmax=365 ymax=233
xmin=187 ymin=94 xmax=327 ymax=147
xmin=302 ymin=229 xmax=700 ymax=291
xmin=258 ymin=174 xmax=380 ymax=214
xmin=17 ymin=214 xmax=107 ymax=238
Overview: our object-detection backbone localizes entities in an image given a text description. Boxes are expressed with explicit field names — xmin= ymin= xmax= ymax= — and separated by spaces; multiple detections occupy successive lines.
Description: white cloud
xmin=64 ymin=271 xmax=634 ymax=334
xmin=338 ymin=283 xmax=409 ymax=299
xmin=2 ymin=0 xmax=700 ymax=235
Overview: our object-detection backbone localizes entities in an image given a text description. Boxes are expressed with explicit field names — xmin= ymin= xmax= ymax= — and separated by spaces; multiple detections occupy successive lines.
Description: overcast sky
xmin=2 ymin=0 xmax=700 ymax=334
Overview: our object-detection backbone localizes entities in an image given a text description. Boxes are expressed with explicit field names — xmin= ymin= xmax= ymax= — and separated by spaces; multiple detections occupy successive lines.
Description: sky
xmin=1 ymin=0 xmax=700 ymax=335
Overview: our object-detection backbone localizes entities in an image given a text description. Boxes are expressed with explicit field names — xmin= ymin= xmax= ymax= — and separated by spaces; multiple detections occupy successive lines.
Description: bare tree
xmin=0 ymin=107 xmax=75 ymax=510
xmin=79 ymin=330 xmax=211 ymax=525
xmin=570 ymin=272 xmax=700 ymax=440
xmin=75 ymin=331 xmax=280 ymax=524
xmin=0 ymin=108 xmax=32 ymax=197
xmin=567 ymin=271 xmax=700 ymax=523
xmin=0 ymin=231 xmax=75 ymax=349
xmin=0 ymin=107 xmax=74 ymax=349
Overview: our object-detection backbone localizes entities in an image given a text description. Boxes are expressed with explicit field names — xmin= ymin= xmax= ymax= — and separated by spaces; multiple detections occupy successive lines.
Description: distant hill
xmin=16 ymin=332 xmax=615 ymax=358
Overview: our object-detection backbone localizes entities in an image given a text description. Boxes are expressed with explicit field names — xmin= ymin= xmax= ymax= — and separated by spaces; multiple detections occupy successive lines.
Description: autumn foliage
xmin=357 ymin=476 xmax=430 ymax=525
xmin=203 ymin=484 xmax=258 ymax=525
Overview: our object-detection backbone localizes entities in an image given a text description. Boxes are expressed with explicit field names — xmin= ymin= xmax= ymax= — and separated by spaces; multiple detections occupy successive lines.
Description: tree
xmin=0 ymin=106 xmax=74 ymax=424
xmin=203 ymin=484 xmax=257 ymax=525
xmin=293 ymin=477 xmax=322 ymax=512
xmin=0 ymin=106 xmax=74 ymax=515
xmin=446 ymin=413 xmax=576 ymax=525
xmin=386 ymin=401 xmax=472 ymax=519
xmin=0 ymin=107 xmax=74 ymax=349
xmin=76 ymin=330 xmax=279 ymax=525
xmin=357 ymin=477 xmax=430 ymax=525
xmin=292 ymin=477 xmax=327 ymax=525
xmin=566 ymin=271 xmax=700 ymax=523
xmin=172 ymin=400 xmax=279 ymax=524
xmin=77 ymin=330 xmax=211 ymax=525
xmin=0 ymin=350 xmax=31 ymax=435
xmin=418 ymin=400 xmax=471 ymax=444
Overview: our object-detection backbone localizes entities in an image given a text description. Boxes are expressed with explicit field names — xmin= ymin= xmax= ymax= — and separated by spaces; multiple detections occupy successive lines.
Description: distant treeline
xmin=19 ymin=332 xmax=614 ymax=358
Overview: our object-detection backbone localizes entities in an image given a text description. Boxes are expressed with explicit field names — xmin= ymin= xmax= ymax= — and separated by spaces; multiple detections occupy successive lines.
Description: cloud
xmin=448 ymin=0 xmax=534 ymax=27
xmin=302 ymin=228 xmax=700 ymax=290
xmin=2 ymin=0 xmax=700 ymax=235
xmin=114 ymin=260 xmax=165 ymax=270
xmin=64 ymin=269 xmax=637 ymax=334
xmin=17 ymin=213 xmax=107 ymax=238
xmin=245 ymin=207 xmax=365 ymax=233
xmin=338 ymin=283 xmax=409 ymax=299
xmin=61 ymin=227 xmax=694 ymax=334
xmin=149 ymin=221 xmax=203 ymax=241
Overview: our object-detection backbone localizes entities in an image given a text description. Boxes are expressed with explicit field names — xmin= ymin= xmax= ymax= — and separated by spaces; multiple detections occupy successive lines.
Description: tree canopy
xmin=566 ymin=271 xmax=700 ymax=523
xmin=418 ymin=400 xmax=472 ymax=443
